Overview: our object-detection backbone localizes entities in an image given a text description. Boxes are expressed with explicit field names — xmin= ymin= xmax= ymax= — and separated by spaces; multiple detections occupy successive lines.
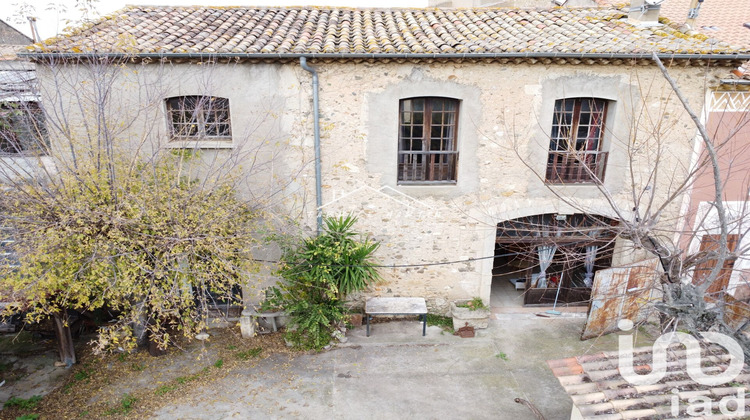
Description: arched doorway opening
xmin=491 ymin=213 xmax=618 ymax=309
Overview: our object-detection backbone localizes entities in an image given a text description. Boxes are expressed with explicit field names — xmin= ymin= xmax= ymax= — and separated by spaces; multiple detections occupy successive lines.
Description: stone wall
xmin=303 ymin=60 xmax=717 ymax=311
xmin=35 ymin=58 xmax=721 ymax=312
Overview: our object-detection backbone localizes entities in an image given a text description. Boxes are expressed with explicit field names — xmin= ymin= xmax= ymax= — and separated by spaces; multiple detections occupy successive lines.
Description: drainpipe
xmin=300 ymin=57 xmax=323 ymax=235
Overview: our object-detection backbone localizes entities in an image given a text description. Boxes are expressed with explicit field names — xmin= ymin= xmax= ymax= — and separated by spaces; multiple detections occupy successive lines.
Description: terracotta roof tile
xmin=660 ymin=0 xmax=750 ymax=48
xmin=549 ymin=344 xmax=750 ymax=419
xmin=28 ymin=5 xmax=748 ymax=57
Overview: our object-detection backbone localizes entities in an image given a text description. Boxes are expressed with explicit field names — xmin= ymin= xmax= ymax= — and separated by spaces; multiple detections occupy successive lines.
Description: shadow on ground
xmin=0 ymin=315 xmax=657 ymax=419
xmin=148 ymin=316 xmax=655 ymax=420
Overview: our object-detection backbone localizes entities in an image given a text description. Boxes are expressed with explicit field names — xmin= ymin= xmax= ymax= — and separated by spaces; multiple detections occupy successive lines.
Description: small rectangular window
xmin=165 ymin=96 xmax=231 ymax=141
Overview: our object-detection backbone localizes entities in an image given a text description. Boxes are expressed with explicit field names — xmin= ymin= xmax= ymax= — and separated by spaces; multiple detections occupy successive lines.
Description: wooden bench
xmin=365 ymin=297 xmax=427 ymax=337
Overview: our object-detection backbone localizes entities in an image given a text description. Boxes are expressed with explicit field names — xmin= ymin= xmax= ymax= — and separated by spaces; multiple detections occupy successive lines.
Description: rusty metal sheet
xmin=581 ymin=258 xmax=660 ymax=340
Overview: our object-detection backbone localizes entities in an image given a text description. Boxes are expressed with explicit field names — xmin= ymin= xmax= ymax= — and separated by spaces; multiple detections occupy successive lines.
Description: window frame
xmin=165 ymin=96 xmax=232 ymax=147
xmin=397 ymin=97 xmax=460 ymax=184
xmin=0 ymin=101 xmax=48 ymax=155
xmin=545 ymin=97 xmax=609 ymax=184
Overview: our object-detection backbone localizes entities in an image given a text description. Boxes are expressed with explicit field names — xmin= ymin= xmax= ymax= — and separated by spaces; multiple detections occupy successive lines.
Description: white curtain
xmin=537 ymin=245 xmax=556 ymax=288
xmin=584 ymin=245 xmax=598 ymax=287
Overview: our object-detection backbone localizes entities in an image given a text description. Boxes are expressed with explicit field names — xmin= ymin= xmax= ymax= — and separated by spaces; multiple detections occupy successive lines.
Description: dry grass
xmin=2 ymin=328 xmax=297 ymax=419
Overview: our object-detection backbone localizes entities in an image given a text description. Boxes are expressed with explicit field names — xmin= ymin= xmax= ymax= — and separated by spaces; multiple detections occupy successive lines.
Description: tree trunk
xmin=133 ymin=313 xmax=149 ymax=348
xmin=53 ymin=312 xmax=76 ymax=366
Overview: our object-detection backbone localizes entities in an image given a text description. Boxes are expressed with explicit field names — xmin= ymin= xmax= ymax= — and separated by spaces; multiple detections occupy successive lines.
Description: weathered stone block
xmin=240 ymin=309 xmax=256 ymax=338
xmin=450 ymin=300 xmax=490 ymax=330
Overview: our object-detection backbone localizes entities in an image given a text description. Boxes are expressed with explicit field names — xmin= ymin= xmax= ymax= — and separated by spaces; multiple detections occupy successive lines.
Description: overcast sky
xmin=7 ymin=0 xmax=428 ymax=40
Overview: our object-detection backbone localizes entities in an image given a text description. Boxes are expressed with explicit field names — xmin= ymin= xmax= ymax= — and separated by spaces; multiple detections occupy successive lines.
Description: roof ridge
xmin=26 ymin=5 xmax=749 ymax=61
xmin=117 ymin=4 xmax=625 ymax=10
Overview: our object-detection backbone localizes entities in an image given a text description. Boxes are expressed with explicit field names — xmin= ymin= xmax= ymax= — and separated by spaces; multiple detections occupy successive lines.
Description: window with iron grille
xmin=0 ymin=102 xmax=48 ymax=155
xmin=165 ymin=96 xmax=231 ymax=140
xmin=546 ymin=98 xmax=608 ymax=184
xmin=398 ymin=97 xmax=459 ymax=184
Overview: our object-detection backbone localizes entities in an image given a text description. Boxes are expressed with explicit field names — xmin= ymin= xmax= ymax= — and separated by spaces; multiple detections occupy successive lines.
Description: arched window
xmin=165 ymin=96 xmax=231 ymax=140
xmin=546 ymin=98 xmax=608 ymax=184
xmin=398 ymin=97 xmax=459 ymax=183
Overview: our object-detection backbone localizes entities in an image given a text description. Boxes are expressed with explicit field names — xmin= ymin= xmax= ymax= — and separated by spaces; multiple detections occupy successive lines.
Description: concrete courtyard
xmin=154 ymin=314 xmax=637 ymax=419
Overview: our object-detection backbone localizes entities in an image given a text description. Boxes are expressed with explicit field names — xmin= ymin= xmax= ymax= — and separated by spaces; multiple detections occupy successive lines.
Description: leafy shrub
xmin=279 ymin=215 xmax=381 ymax=300
xmin=284 ymin=300 xmax=346 ymax=350
xmin=1 ymin=153 xmax=260 ymax=354
xmin=269 ymin=215 xmax=380 ymax=350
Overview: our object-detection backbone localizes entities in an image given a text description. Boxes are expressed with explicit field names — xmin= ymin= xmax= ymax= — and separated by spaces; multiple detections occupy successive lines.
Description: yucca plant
xmin=320 ymin=214 xmax=381 ymax=299
xmin=270 ymin=214 xmax=381 ymax=350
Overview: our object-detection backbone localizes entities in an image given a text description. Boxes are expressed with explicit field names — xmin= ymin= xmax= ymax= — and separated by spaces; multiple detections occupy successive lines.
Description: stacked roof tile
xmin=549 ymin=344 xmax=750 ymax=419
xmin=27 ymin=6 xmax=749 ymax=58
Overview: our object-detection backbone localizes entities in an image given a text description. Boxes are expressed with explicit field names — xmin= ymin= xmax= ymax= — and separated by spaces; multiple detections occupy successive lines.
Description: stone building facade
xmin=23 ymin=6 xmax=750 ymax=312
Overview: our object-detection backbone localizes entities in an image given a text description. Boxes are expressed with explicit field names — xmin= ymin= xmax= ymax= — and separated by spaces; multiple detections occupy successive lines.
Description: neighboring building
xmin=428 ymin=0 xmax=599 ymax=7
xmin=0 ymin=18 xmax=34 ymax=104
xmin=427 ymin=0 xmax=622 ymax=10
xmin=19 ymin=5 xmax=750 ymax=316
xmin=0 ymin=19 xmax=46 ymax=161
xmin=660 ymin=0 xmax=750 ymax=301
xmin=681 ymin=88 xmax=750 ymax=301
xmin=0 ymin=19 xmax=32 ymax=59
xmin=660 ymin=0 xmax=750 ymax=48
xmin=0 ymin=19 xmax=36 ymax=332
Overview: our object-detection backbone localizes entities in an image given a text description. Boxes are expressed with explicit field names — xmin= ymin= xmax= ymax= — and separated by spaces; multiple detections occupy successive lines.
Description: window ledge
xmin=0 ymin=153 xmax=50 ymax=158
xmin=397 ymin=181 xmax=458 ymax=186
xmin=544 ymin=181 xmax=601 ymax=186
xmin=165 ymin=139 xmax=233 ymax=149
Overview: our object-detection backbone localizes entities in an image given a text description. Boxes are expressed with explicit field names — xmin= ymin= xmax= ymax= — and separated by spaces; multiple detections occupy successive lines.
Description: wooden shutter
xmin=692 ymin=234 xmax=739 ymax=296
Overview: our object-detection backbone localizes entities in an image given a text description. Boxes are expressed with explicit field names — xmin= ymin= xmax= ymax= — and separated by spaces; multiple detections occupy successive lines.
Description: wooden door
xmin=692 ymin=234 xmax=739 ymax=296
